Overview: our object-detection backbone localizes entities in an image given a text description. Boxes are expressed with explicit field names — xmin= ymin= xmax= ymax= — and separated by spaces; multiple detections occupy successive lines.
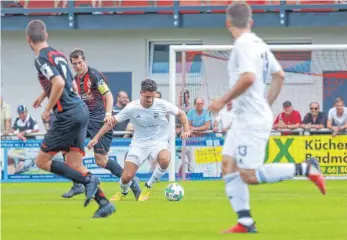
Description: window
xmin=149 ymin=41 xmax=203 ymax=76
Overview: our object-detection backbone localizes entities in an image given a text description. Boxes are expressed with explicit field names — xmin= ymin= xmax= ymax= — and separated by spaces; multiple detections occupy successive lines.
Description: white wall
xmin=2 ymin=27 xmax=347 ymax=131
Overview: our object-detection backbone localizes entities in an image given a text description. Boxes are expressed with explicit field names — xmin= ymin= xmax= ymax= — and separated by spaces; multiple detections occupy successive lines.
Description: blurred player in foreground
xmin=208 ymin=3 xmax=326 ymax=234
xmin=27 ymin=20 xmax=115 ymax=218
xmin=88 ymin=79 xmax=190 ymax=201
xmin=61 ymin=48 xmax=141 ymax=200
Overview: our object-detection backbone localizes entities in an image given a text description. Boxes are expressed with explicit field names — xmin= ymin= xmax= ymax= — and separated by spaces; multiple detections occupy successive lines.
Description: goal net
xmin=168 ymin=44 xmax=347 ymax=182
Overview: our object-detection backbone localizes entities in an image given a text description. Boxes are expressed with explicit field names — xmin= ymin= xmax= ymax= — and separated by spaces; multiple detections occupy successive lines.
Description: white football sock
xmin=224 ymin=172 xmax=254 ymax=226
xmin=120 ymin=178 xmax=131 ymax=194
xmin=255 ymin=163 xmax=307 ymax=184
xmin=146 ymin=165 xmax=166 ymax=187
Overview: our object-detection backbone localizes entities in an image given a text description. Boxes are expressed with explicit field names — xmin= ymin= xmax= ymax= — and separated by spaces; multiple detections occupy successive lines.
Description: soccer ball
xmin=164 ymin=183 xmax=184 ymax=201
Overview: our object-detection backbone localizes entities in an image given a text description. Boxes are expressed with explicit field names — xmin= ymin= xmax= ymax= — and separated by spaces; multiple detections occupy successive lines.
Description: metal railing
xmin=2 ymin=1 xmax=347 ymax=29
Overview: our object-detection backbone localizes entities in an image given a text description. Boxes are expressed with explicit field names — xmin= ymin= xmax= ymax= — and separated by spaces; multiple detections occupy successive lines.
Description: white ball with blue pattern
xmin=164 ymin=183 xmax=184 ymax=201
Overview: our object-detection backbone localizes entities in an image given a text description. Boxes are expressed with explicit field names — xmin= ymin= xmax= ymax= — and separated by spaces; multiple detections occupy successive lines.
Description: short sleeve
xmin=187 ymin=109 xmax=193 ymax=121
xmin=30 ymin=117 xmax=39 ymax=131
xmin=36 ymin=57 xmax=61 ymax=81
xmin=294 ymin=111 xmax=302 ymax=124
xmin=235 ymin=41 xmax=257 ymax=75
xmin=319 ymin=113 xmax=328 ymax=127
xmin=302 ymin=113 xmax=310 ymax=124
xmin=327 ymin=108 xmax=334 ymax=121
xmin=91 ymin=71 xmax=110 ymax=95
xmin=114 ymin=105 xmax=132 ymax=123
xmin=267 ymin=50 xmax=282 ymax=74
xmin=12 ymin=119 xmax=18 ymax=130
xmin=162 ymin=100 xmax=179 ymax=116
xmin=204 ymin=110 xmax=212 ymax=122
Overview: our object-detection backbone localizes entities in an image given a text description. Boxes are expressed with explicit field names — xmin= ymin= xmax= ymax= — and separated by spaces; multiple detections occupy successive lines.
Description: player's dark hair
xmin=116 ymin=90 xmax=127 ymax=98
xmin=141 ymin=79 xmax=157 ymax=92
xmin=69 ymin=48 xmax=86 ymax=62
xmin=226 ymin=2 xmax=252 ymax=28
xmin=156 ymin=91 xmax=162 ymax=98
xmin=335 ymin=97 xmax=344 ymax=104
xmin=26 ymin=20 xmax=47 ymax=44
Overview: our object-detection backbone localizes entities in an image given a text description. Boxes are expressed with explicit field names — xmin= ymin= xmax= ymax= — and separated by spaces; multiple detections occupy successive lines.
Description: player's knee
xmin=94 ymin=153 xmax=107 ymax=168
xmin=221 ymin=155 xmax=237 ymax=175
xmin=121 ymin=171 xmax=134 ymax=184
xmin=239 ymin=169 xmax=258 ymax=184
xmin=157 ymin=150 xmax=170 ymax=169
xmin=35 ymin=156 xmax=49 ymax=171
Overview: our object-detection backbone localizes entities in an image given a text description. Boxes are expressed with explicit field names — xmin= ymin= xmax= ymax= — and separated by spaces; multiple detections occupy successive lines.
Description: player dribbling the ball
xmin=88 ymin=79 xmax=190 ymax=201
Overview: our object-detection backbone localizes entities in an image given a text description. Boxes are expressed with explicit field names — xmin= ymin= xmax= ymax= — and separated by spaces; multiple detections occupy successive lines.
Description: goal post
xmin=168 ymin=44 xmax=347 ymax=182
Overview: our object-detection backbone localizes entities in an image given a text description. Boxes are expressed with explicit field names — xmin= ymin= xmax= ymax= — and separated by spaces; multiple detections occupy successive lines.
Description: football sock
xmin=255 ymin=163 xmax=307 ymax=184
xmin=146 ymin=165 xmax=166 ymax=187
xmin=224 ymin=172 xmax=254 ymax=226
xmin=50 ymin=161 xmax=91 ymax=184
xmin=94 ymin=188 xmax=109 ymax=206
xmin=105 ymin=159 xmax=123 ymax=178
xmin=120 ymin=178 xmax=131 ymax=194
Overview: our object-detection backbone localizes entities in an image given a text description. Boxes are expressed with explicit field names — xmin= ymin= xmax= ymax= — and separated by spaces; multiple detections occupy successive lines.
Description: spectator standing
xmin=187 ymin=97 xmax=211 ymax=136
xmin=213 ymin=101 xmax=233 ymax=134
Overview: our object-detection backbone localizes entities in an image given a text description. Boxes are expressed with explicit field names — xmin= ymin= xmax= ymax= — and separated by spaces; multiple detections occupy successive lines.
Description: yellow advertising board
xmin=194 ymin=135 xmax=347 ymax=176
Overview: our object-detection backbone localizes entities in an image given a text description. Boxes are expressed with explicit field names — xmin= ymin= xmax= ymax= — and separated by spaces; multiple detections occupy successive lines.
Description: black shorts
xmin=40 ymin=104 xmax=89 ymax=156
xmin=86 ymin=119 xmax=113 ymax=155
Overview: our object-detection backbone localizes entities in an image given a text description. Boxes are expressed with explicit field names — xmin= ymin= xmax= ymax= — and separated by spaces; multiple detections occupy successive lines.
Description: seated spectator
xmin=155 ymin=91 xmax=162 ymax=99
xmin=1 ymin=97 xmax=11 ymax=136
xmin=301 ymin=102 xmax=327 ymax=130
xmin=112 ymin=90 xmax=130 ymax=136
xmin=327 ymin=97 xmax=347 ymax=136
xmin=187 ymin=97 xmax=211 ymax=135
xmin=11 ymin=105 xmax=39 ymax=141
xmin=178 ymin=89 xmax=191 ymax=113
xmin=273 ymin=101 xmax=301 ymax=131
xmin=213 ymin=101 xmax=233 ymax=134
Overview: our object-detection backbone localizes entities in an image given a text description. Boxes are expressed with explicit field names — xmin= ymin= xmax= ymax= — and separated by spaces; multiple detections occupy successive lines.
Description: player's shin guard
xmin=223 ymin=172 xmax=254 ymax=227
xmin=146 ymin=165 xmax=166 ymax=187
xmin=105 ymin=159 xmax=123 ymax=178
xmin=120 ymin=178 xmax=131 ymax=195
xmin=255 ymin=163 xmax=307 ymax=184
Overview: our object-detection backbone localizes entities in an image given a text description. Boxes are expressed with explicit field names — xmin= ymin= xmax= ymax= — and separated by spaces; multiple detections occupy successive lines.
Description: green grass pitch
xmin=2 ymin=180 xmax=347 ymax=240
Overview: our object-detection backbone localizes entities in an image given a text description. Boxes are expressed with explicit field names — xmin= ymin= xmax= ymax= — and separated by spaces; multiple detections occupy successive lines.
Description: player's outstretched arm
xmin=177 ymin=109 xmax=190 ymax=139
xmin=267 ymin=70 xmax=285 ymax=106
xmin=88 ymin=118 xmax=119 ymax=149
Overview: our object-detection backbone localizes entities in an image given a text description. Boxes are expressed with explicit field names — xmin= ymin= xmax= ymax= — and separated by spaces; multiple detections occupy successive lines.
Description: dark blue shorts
xmin=86 ymin=119 xmax=112 ymax=155
xmin=41 ymin=104 xmax=89 ymax=156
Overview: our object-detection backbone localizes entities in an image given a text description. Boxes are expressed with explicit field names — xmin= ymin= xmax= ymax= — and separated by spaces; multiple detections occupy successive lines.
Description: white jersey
xmin=115 ymin=98 xmax=179 ymax=147
xmin=228 ymin=32 xmax=282 ymax=128
xmin=328 ymin=107 xmax=347 ymax=126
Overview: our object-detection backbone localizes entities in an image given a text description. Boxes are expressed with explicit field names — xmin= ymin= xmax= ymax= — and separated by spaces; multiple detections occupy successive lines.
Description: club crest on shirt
xmin=153 ymin=112 xmax=159 ymax=119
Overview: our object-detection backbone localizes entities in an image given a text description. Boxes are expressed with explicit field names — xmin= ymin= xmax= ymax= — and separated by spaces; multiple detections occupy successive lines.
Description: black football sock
xmin=51 ymin=161 xmax=91 ymax=184
xmin=105 ymin=159 xmax=123 ymax=178
xmin=94 ymin=188 xmax=109 ymax=206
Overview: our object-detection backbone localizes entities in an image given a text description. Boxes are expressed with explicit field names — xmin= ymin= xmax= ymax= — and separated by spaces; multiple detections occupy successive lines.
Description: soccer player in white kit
xmin=88 ymin=79 xmax=190 ymax=201
xmin=208 ymin=3 xmax=326 ymax=234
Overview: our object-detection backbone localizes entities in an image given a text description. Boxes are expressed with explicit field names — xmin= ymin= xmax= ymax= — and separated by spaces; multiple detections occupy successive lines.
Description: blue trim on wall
xmin=1 ymin=3 xmax=347 ymax=30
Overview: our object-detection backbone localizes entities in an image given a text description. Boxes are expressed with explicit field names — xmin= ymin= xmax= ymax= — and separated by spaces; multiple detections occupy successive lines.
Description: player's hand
xmin=104 ymin=115 xmax=114 ymax=125
xmin=33 ymin=95 xmax=44 ymax=108
xmin=41 ymin=109 xmax=51 ymax=123
xmin=212 ymin=127 xmax=219 ymax=133
xmin=87 ymin=137 xmax=99 ymax=149
xmin=180 ymin=131 xmax=191 ymax=139
xmin=208 ymin=98 xmax=225 ymax=113
xmin=16 ymin=132 xmax=27 ymax=142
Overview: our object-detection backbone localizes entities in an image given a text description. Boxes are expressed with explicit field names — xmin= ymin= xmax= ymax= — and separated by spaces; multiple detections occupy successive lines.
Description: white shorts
xmin=126 ymin=142 xmax=170 ymax=167
xmin=222 ymin=126 xmax=271 ymax=169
